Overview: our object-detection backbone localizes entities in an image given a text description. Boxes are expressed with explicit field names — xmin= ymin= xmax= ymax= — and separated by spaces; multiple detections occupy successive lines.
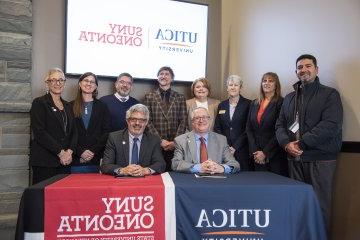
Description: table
xmin=16 ymin=172 xmax=326 ymax=240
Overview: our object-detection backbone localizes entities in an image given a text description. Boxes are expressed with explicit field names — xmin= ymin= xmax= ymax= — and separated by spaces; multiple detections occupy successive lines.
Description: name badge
xmin=218 ymin=110 xmax=226 ymax=114
xmin=289 ymin=121 xmax=299 ymax=133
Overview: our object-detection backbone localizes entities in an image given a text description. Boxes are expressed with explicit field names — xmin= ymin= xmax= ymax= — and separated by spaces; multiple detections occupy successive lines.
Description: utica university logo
xmin=196 ymin=208 xmax=271 ymax=240
xmin=155 ymin=28 xmax=198 ymax=53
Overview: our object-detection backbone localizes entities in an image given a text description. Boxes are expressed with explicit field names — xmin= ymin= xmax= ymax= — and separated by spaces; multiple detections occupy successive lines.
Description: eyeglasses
xmin=47 ymin=78 xmax=66 ymax=85
xmin=192 ymin=116 xmax=211 ymax=122
xmin=117 ymin=80 xmax=132 ymax=86
xmin=128 ymin=117 xmax=147 ymax=124
xmin=82 ymin=79 xmax=97 ymax=85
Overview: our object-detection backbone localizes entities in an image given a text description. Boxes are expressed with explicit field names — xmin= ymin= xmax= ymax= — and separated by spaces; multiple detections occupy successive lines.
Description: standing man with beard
xmin=276 ymin=54 xmax=343 ymax=231
xmin=100 ymin=72 xmax=139 ymax=132
xmin=144 ymin=66 xmax=187 ymax=171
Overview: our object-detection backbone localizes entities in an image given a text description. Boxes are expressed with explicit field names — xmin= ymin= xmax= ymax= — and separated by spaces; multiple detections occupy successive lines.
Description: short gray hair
xmin=226 ymin=74 xmax=243 ymax=87
xmin=126 ymin=104 xmax=150 ymax=120
xmin=190 ymin=106 xmax=210 ymax=120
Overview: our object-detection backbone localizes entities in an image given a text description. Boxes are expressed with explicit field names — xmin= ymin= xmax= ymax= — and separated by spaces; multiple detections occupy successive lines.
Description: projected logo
xmin=153 ymin=28 xmax=198 ymax=54
xmin=78 ymin=23 xmax=144 ymax=47
xmin=195 ymin=208 xmax=271 ymax=240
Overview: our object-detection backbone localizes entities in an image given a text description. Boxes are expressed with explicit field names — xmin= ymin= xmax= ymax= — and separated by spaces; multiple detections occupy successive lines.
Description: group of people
xmin=29 ymin=54 xmax=343 ymax=229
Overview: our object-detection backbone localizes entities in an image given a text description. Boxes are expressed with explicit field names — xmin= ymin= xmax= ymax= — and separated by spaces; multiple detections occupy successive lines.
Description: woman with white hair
xmin=214 ymin=75 xmax=252 ymax=171
xmin=29 ymin=68 xmax=76 ymax=184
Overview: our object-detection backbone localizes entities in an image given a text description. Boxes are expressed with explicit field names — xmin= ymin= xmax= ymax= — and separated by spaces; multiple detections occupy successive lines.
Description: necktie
xmin=199 ymin=137 xmax=208 ymax=163
xmin=131 ymin=138 xmax=139 ymax=165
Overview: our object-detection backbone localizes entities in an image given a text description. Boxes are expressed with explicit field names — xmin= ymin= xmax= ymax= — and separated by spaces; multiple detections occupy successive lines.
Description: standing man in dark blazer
xmin=101 ymin=104 xmax=166 ymax=176
xmin=144 ymin=66 xmax=187 ymax=171
xmin=214 ymin=75 xmax=252 ymax=171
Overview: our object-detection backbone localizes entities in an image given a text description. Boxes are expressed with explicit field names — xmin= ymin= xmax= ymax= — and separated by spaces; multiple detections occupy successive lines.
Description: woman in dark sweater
xmin=71 ymin=72 xmax=110 ymax=173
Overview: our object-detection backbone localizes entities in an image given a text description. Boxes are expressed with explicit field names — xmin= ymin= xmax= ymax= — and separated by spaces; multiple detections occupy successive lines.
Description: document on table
xmin=194 ymin=173 xmax=227 ymax=178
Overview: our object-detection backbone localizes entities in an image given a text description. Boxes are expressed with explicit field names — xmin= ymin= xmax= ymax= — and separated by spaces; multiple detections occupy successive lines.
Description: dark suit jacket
xmin=144 ymin=88 xmax=187 ymax=141
xmin=246 ymin=98 xmax=288 ymax=175
xmin=100 ymin=130 xmax=166 ymax=175
xmin=72 ymin=99 xmax=110 ymax=166
xmin=214 ymin=96 xmax=251 ymax=170
xmin=30 ymin=94 xmax=77 ymax=167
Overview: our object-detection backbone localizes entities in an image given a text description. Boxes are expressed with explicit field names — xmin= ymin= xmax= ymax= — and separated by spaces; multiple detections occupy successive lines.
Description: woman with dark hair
xmin=30 ymin=68 xmax=76 ymax=184
xmin=246 ymin=72 xmax=288 ymax=176
xmin=71 ymin=72 xmax=110 ymax=173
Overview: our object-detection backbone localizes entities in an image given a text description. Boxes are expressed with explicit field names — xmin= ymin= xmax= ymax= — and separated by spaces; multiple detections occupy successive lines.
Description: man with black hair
xmin=276 ymin=54 xmax=343 ymax=230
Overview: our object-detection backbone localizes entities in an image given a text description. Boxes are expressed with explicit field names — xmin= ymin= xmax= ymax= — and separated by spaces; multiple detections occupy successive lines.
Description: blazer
xmin=100 ymin=129 xmax=166 ymax=175
xmin=144 ymin=88 xmax=187 ymax=141
xmin=171 ymin=131 xmax=240 ymax=173
xmin=72 ymin=99 xmax=110 ymax=166
xmin=186 ymin=97 xmax=220 ymax=131
xmin=30 ymin=93 xmax=77 ymax=167
xmin=214 ymin=96 xmax=251 ymax=152
xmin=246 ymin=98 xmax=287 ymax=164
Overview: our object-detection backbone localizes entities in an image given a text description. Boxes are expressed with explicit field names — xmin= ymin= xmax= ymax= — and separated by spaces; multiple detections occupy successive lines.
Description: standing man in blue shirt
xmin=100 ymin=72 xmax=139 ymax=132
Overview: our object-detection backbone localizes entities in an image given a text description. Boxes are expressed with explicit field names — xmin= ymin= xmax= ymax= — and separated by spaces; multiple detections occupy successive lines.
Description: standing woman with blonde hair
xmin=214 ymin=75 xmax=252 ymax=171
xmin=246 ymin=72 xmax=287 ymax=176
xmin=30 ymin=68 xmax=76 ymax=184
xmin=186 ymin=77 xmax=220 ymax=131
xmin=71 ymin=72 xmax=110 ymax=173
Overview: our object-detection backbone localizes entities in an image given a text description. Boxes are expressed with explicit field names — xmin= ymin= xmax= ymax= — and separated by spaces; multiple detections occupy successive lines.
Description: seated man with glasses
xmin=100 ymin=104 xmax=166 ymax=176
xmin=172 ymin=107 xmax=240 ymax=174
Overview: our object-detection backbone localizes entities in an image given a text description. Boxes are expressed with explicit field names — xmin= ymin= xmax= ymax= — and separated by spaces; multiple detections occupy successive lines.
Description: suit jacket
xmin=246 ymin=98 xmax=287 ymax=175
xmin=100 ymin=129 xmax=166 ymax=175
xmin=144 ymin=88 xmax=187 ymax=141
xmin=214 ymin=96 xmax=251 ymax=152
xmin=30 ymin=93 xmax=77 ymax=167
xmin=171 ymin=131 xmax=240 ymax=173
xmin=72 ymin=99 xmax=110 ymax=166
xmin=186 ymin=97 xmax=220 ymax=131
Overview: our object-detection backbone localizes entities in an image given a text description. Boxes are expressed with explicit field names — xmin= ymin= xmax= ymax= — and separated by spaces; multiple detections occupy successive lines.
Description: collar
xmin=194 ymin=132 xmax=209 ymax=142
xmin=114 ymin=93 xmax=129 ymax=102
xmin=128 ymin=131 xmax=143 ymax=142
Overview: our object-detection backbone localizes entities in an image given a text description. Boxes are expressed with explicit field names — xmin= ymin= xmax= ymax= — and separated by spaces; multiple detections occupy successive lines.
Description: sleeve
xmin=30 ymin=98 xmax=62 ymax=155
xmin=221 ymin=141 xmax=240 ymax=173
xmin=171 ymin=137 xmax=194 ymax=173
xmin=275 ymin=98 xmax=291 ymax=148
xmin=148 ymin=137 xmax=166 ymax=173
xmin=246 ymin=102 xmax=258 ymax=155
xmin=90 ymin=103 xmax=111 ymax=155
xmin=143 ymin=93 xmax=161 ymax=139
xmin=300 ymin=90 xmax=343 ymax=149
xmin=100 ymin=134 xmax=118 ymax=175
xmin=175 ymin=94 xmax=188 ymax=137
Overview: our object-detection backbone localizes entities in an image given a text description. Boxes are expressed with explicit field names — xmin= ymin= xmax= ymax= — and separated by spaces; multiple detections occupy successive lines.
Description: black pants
xmin=289 ymin=160 xmax=337 ymax=232
xmin=31 ymin=166 xmax=70 ymax=185
xmin=163 ymin=149 xmax=174 ymax=172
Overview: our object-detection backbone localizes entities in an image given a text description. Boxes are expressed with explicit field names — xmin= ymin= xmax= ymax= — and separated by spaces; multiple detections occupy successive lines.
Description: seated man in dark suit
xmin=101 ymin=104 xmax=166 ymax=176
xmin=172 ymin=107 xmax=240 ymax=174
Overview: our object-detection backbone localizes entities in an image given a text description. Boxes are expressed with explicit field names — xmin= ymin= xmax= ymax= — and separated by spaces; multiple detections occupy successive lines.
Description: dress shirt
xmin=190 ymin=133 xmax=231 ymax=173
xmin=114 ymin=93 xmax=129 ymax=102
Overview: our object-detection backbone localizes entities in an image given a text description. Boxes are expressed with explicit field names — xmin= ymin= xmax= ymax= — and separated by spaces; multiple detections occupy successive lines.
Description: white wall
xmin=222 ymin=0 xmax=360 ymax=141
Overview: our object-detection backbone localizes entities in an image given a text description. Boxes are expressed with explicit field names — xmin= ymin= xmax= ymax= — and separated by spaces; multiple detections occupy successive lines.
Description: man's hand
xmin=285 ymin=141 xmax=303 ymax=157
xmin=59 ymin=149 xmax=73 ymax=166
xmin=253 ymin=151 xmax=266 ymax=164
xmin=80 ymin=150 xmax=94 ymax=163
xmin=120 ymin=164 xmax=151 ymax=176
xmin=161 ymin=140 xmax=175 ymax=151
xmin=200 ymin=160 xmax=225 ymax=174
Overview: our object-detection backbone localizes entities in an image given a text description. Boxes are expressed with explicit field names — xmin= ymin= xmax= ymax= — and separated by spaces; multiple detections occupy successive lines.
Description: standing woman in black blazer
xmin=71 ymin=72 xmax=110 ymax=173
xmin=246 ymin=72 xmax=288 ymax=176
xmin=214 ymin=75 xmax=252 ymax=171
xmin=30 ymin=68 xmax=76 ymax=184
